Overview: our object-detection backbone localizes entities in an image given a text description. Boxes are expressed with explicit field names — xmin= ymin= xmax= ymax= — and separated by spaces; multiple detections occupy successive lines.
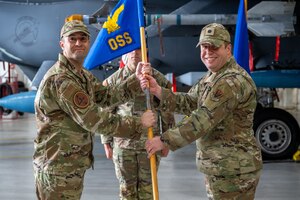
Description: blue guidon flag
xmin=233 ymin=0 xmax=250 ymax=74
xmin=84 ymin=0 xmax=141 ymax=70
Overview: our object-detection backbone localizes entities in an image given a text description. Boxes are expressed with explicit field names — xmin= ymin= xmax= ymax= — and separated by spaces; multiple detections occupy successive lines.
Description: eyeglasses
xmin=67 ymin=35 xmax=89 ymax=44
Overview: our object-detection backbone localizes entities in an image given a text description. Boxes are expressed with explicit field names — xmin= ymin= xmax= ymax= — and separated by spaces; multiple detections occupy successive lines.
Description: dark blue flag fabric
xmin=84 ymin=0 xmax=141 ymax=70
xmin=233 ymin=0 xmax=250 ymax=74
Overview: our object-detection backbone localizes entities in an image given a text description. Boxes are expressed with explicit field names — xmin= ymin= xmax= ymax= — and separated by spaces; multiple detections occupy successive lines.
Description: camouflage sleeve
xmin=99 ymin=72 xmax=119 ymax=143
xmin=93 ymin=74 xmax=142 ymax=107
xmin=159 ymin=86 xmax=198 ymax=115
xmin=54 ymin=75 xmax=144 ymax=139
xmin=153 ymin=69 xmax=173 ymax=89
xmin=100 ymin=134 xmax=113 ymax=144
xmin=162 ymin=78 xmax=239 ymax=151
xmin=100 ymin=104 xmax=118 ymax=143
xmin=152 ymin=69 xmax=175 ymax=131
xmin=160 ymin=111 xmax=175 ymax=132
xmin=103 ymin=70 xmax=118 ymax=86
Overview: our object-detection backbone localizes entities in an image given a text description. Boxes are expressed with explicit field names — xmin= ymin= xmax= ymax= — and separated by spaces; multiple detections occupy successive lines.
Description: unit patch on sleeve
xmin=214 ymin=89 xmax=223 ymax=98
xmin=210 ymin=88 xmax=224 ymax=102
xmin=73 ymin=91 xmax=89 ymax=109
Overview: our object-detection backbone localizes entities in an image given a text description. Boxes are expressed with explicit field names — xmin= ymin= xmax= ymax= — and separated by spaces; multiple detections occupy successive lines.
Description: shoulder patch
xmin=73 ymin=91 xmax=90 ymax=109
xmin=210 ymin=88 xmax=224 ymax=102
xmin=214 ymin=89 xmax=223 ymax=98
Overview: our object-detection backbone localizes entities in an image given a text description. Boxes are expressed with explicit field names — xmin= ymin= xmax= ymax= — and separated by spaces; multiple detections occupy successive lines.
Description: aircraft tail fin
xmin=92 ymin=2 xmax=111 ymax=18
xmin=248 ymin=1 xmax=296 ymax=36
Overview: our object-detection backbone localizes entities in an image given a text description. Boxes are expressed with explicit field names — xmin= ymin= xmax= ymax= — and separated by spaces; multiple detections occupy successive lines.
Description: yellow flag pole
xmin=140 ymin=27 xmax=159 ymax=200
xmin=139 ymin=25 xmax=159 ymax=200
xmin=137 ymin=0 xmax=158 ymax=198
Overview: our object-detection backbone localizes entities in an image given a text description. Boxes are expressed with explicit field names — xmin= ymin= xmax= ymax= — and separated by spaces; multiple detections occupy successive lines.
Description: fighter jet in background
xmin=0 ymin=0 xmax=300 ymax=160
xmin=0 ymin=0 xmax=299 ymax=84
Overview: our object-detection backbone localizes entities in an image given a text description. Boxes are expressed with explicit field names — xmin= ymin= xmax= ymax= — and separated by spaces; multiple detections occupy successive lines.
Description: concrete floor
xmin=0 ymin=113 xmax=300 ymax=200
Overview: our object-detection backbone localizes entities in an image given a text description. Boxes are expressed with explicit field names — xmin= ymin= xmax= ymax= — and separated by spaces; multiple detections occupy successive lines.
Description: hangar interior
xmin=0 ymin=112 xmax=300 ymax=199
xmin=1 ymin=62 xmax=300 ymax=199
xmin=1 ymin=0 xmax=300 ymax=199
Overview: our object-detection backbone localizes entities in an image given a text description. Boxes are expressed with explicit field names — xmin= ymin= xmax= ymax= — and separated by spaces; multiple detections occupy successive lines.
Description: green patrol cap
xmin=60 ymin=20 xmax=90 ymax=38
xmin=196 ymin=23 xmax=231 ymax=48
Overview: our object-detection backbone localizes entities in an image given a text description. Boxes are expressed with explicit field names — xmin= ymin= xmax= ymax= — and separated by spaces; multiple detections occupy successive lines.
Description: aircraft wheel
xmin=254 ymin=107 xmax=300 ymax=160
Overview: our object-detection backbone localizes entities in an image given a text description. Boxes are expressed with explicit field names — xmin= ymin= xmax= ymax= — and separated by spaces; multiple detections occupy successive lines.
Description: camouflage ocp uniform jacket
xmin=101 ymin=67 xmax=175 ymax=150
xmin=33 ymin=53 xmax=144 ymax=174
xmin=159 ymin=57 xmax=263 ymax=176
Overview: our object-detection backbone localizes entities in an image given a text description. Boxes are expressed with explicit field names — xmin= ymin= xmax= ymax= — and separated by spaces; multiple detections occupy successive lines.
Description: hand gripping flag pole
xmin=137 ymin=0 xmax=159 ymax=199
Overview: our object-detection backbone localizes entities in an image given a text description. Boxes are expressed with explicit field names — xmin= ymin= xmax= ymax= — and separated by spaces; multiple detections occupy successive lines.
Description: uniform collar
xmin=58 ymin=53 xmax=87 ymax=82
xmin=122 ymin=65 xmax=135 ymax=77
xmin=204 ymin=56 xmax=235 ymax=83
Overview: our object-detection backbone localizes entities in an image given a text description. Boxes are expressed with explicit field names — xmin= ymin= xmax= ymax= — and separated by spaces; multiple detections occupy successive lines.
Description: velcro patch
xmin=210 ymin=89 xmax=224 ymax=102
xmin=205 ymin=27 xmax=215 ymax=36
xmin=214 ymin=89 xmax=223 ymax=98
xmin=73 ymin=91 xmax=89 ymax=109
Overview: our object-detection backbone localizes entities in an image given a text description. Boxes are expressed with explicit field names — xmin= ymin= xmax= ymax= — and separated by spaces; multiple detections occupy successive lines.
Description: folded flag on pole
xmin=233 ymin=0 xmax=250 ymax=74
xmin=84 ymin=0 xmax=141 ymax=70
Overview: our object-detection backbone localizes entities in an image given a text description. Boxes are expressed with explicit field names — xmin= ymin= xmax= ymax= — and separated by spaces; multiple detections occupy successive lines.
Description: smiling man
xmin=143 ymin=23 xmax=263 ymax=200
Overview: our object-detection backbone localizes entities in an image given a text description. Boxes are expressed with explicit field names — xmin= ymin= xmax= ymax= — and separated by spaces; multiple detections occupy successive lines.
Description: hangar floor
xmin=0 ymin=113 xmax=300 ymax=200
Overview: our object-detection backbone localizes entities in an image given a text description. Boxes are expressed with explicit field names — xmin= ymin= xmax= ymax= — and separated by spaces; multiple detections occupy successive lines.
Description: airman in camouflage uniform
xmin=145 ymin=23 xmax=263 ymax=200
xmin=101 ymin=49 xmax=175 ymax=200
xmin=33 ymin=20 xmax=156 ymax=200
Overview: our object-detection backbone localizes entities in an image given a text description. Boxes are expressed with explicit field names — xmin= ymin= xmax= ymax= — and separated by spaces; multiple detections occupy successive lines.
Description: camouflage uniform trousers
xmin=35 ymin=169 xmax=86 ymax=200
xmin=113 ymin=146 xmax=160 ymax=200
xmin=205 ymin=170 xmax=261 ymax=200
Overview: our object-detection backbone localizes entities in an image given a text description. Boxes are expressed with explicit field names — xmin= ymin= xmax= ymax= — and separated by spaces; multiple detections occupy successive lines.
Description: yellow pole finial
xmin=65 ymin=14 xmax=83 ymax=22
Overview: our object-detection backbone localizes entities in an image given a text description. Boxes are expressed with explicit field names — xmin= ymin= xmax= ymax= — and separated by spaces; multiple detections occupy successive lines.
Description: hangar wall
xmin=275 ymin=88 xmax=300 ymax=110
xmin=275 ymin=88 xmax=300 ymax=126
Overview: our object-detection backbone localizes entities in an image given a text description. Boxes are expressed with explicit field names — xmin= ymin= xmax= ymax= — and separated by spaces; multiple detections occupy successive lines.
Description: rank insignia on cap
xmin=73 ymin=91 xmax=89 ymax=109
xmin=205 ymin=28 xmax=215 ymax=36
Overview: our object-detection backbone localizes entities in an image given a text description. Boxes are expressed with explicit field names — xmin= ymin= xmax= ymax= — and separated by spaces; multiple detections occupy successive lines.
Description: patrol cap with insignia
xmin=60 ymin=20 xmax=90 ymax=38
xmin=196 ymin=23 xmax=231 ymax=48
